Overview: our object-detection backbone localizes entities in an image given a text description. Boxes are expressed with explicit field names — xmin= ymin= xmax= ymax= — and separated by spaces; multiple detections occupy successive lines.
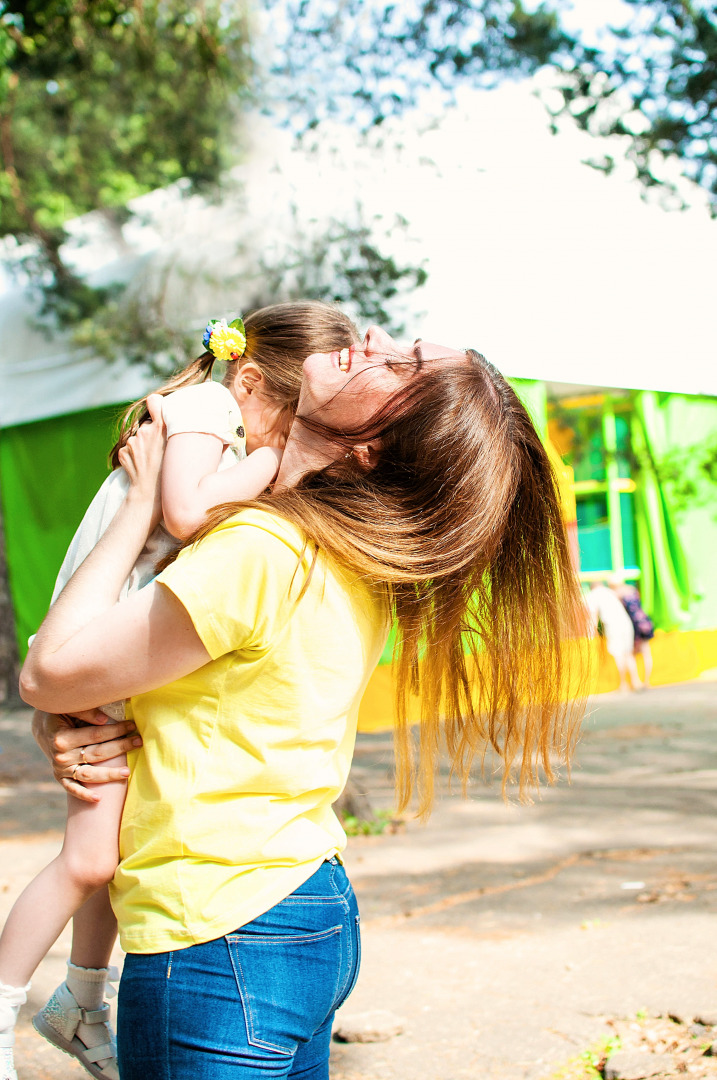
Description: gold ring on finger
xmin=80 ymin=747 xmax=88 ymax=766
xmin=68 ymin=763 xmax=81 ymax=781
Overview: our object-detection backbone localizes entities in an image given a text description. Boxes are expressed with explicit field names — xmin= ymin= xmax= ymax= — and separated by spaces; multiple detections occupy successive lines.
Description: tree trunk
xmin=334 ymin=777 xmax=374 ymax=825
xmin=0 ymin=498 xmax=22 ymax=706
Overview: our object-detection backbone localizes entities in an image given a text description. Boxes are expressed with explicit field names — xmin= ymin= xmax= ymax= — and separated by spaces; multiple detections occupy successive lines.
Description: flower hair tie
xmin=202 ymin=316 xmax=247 ymax=362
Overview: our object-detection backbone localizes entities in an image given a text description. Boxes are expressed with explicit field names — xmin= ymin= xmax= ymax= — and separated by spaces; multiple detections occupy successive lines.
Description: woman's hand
xmin=32 ymin=709 xmax=142 ymax=804
xmin=118 ymin=393 xmax=166 ymax=534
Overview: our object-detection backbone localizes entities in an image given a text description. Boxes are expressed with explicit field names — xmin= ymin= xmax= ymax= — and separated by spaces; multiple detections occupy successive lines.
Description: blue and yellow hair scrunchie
xmin=202 ymin=316 xmax=247 ymax=362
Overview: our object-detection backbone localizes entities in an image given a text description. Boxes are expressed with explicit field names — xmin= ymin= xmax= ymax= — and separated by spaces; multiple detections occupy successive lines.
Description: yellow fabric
xmin=110 ymin=509 xmax=389 ymax=953
xmin=546 ymin=437 xmax=577 ymax=524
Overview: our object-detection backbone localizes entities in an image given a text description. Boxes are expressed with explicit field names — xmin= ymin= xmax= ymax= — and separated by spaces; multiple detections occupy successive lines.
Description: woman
xmin=23 ymin=324 xmax=586 ymax=1078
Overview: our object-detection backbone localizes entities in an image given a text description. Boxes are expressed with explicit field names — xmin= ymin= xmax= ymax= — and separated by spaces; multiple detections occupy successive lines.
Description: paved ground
xmin=1 ymin=679 xmax=716 ymax=1078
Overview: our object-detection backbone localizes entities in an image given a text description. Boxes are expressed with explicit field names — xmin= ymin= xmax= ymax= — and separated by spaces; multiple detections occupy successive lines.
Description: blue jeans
xmin=117 ymin=859 xmax=361 ymax=1078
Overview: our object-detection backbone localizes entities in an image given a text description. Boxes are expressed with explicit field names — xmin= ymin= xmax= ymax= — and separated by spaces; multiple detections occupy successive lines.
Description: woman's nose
xmin=364 ymin=325 xmax=395 ymax=355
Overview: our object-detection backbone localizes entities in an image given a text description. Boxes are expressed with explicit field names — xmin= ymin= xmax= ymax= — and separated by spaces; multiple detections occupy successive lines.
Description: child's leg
xmin=624 ymin=652 xmax=642 ymax=691
xmin=0 ymin=756 xmax=126 ymax=1080
xmin=638 ymin=640 xmax=653 ymax=686
xmin=71 ymin=889 xmax=118 ymax=971
xmin=613 ymin=651 xmax=630 ymax=692
xmin=0 ymin=758 xmax=126 ymax=987
xmin=31 ymin=757 xmax=127 ymax=1080
xmin=53 ymin=887 xmax=120 ymax=1077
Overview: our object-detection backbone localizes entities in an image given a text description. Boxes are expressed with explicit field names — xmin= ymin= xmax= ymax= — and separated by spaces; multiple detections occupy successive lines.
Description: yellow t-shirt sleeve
xmin=156 ymin=514 xmax=310 ymax=660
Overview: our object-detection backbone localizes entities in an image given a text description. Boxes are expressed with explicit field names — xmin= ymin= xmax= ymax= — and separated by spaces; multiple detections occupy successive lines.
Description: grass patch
xmin=547 ymin=1035 xmax=622 ymax=1079
xmin=341 ymin=809 xmax=398 ymax=836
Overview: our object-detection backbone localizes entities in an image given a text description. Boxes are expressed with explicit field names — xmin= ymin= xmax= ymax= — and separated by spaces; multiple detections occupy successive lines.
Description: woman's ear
xmin=351 ymin=443 xmax=381 ymax=471
xmin=230 ymin=362 xmax=266 ymax=405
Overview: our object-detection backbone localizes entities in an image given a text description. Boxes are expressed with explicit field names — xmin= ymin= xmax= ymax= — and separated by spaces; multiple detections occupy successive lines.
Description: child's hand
xmin=118 ymin=394 xmax=166 ymax=532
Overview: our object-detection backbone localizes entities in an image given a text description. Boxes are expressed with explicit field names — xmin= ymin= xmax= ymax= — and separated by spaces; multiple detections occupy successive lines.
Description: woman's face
xmin=299 ymin=325 xmax=465 ymax=428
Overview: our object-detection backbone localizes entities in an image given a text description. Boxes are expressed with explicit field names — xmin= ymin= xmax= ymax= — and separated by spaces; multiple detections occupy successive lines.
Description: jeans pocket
xmin=226 ymin=923 xmax=343 ymax=1055
xmin=335 ymin=914 xmax=361 ymax=1011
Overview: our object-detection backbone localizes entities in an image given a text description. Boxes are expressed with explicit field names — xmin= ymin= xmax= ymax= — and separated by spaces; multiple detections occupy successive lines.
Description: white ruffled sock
xmin=0 ymin=978 xmax=30 ymax=1035
xmin=0 ymin=980 xmax=30 ymax=1080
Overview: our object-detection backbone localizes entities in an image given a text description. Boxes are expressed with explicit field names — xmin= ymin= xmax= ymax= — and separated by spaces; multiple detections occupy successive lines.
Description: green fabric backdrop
xmin=0 ymin=407 xmax=118 ymax=655
xmin=633 ymin=390 xmax=717 ymax=631
xmin=631 ymin=393 xmax=691 ymax=628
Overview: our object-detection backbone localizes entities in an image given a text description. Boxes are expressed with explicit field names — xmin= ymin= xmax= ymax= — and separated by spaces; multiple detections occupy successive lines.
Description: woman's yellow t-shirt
xmin=110 ymin=509 xmax=389 ymax=954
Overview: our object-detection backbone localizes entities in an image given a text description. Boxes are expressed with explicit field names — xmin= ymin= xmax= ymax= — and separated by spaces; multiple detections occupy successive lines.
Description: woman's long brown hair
xmin=183 ymin=349 xmax=589 ymax=817
xmin=109 ymin=301 xmax=359 ymax=467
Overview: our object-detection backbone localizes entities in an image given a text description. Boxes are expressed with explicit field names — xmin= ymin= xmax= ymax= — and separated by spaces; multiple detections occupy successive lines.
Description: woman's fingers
xmin=51 ymin=718 xmax=140 ymax=756
xmin=119 ymin=395 xmax=166 ymax=530
xmin=60 ymin=776 xmax=98 ymax=803
xmin=146 ymin=393 xmax=165 ymax=426
xmin=33 ymin=712 xmax=142 ymax=788
xmin=59 ymin=762 xmax=133 ymax=803
xmin=62 ymin=707 xmax=111 ymax=727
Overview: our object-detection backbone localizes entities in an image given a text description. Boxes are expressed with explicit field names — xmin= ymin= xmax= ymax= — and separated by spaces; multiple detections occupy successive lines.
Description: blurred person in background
xmin=610 ymin=578 xmax=655 ymax=689
xmin=586 ymin=580 xmax=642 ymax=692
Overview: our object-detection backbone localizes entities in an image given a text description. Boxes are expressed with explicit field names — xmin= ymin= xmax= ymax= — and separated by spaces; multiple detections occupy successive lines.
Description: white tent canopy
xmin=0 ymin=186 xmax=259 ymax=428
xmin=0 ymin=285 xmax=156 ymax=428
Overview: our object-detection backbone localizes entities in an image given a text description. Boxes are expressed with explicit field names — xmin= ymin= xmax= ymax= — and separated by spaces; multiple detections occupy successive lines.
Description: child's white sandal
xmin=33 ymin=982 xmax=118 ymax=1080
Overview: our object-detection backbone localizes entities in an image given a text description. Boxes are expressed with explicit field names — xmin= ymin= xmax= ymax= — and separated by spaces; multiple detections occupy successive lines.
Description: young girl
xmin=0 ymin=300 xmax=359 ymax=1080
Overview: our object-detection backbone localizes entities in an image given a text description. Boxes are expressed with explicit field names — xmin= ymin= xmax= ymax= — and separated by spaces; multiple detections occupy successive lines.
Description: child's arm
xmin=161 ymin=433 xmax=282 ymax=540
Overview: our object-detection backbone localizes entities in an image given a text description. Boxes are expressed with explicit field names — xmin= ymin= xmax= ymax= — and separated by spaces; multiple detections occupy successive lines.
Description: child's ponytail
xmin=109 ymin=350 xmax=216 ymax=468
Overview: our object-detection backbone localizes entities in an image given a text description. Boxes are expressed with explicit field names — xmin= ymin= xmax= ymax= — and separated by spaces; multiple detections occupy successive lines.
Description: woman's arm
xmin=20 ymin=398 xmax=212 ymax=713
xmin=21 ymin=581 xmax=211 ymax=713
xmin=162 ymin=433 xmax=282 ymax=540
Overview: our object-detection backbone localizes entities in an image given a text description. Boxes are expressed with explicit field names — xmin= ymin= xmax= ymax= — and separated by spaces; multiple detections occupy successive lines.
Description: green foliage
xmin=262 ymin=0 xmax=717 ymax=211
xmin=548 ymin=1034 xmax=622 ymax=1080
xmin=551 ymin=1 xmax=717 ymax=214
xmin=69 ymin=200 xmax=428 ymax=372
xmin=0 ymin=1 xmax=427 ymax=351
xmin=246 ymin=204 xmax=428 ymax=337
xmin=261 ymin=0 xmax=573 ymax=131
xmin=0 ymin=0 xmax=250 ymax=318
xmin=341 ymin=810 xmax=397 ymax=837
xmin=655 ymin=434 xmax=717 ymax=515
xmin=69 ymin=264 xmax=197 ymax=376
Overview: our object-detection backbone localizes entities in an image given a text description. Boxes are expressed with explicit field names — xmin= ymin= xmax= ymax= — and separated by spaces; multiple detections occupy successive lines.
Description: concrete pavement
xmin=1 ymin=679 xmax=715 ymax=1078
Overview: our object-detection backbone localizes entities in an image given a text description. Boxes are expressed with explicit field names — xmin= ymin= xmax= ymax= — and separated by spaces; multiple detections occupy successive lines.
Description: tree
xmin=69 ymin=194 xmax=428 ymax=380
xmin=260 ymin=0 xmax=717 ymax=213
xmin=550 ymin=1 xmax=717 ymax=213
xmin=259 ymin=0 xmax=570 ymax=131
xmin=0 ymin=0 xmax=251 ymax=320
xmin=0 ymin=0 xmax=428 ymax=349
xmin=245 ymin=203 xmax=428 ymax=337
